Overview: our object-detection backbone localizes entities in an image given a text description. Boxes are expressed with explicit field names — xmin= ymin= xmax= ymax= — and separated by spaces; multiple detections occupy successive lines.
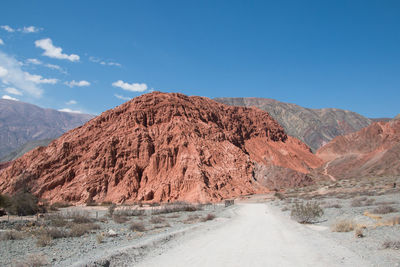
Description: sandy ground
xmin=137 ymin=203 xmax=371 ymax=267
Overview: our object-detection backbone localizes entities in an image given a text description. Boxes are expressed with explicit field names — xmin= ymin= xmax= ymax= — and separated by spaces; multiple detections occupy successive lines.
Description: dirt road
xmin=138 ymin=204 xmax=370 ymax=267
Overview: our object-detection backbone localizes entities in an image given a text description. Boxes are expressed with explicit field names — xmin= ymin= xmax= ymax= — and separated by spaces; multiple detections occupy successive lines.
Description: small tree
xmin=290 ymin=201 xmax=323 ymax=224
xmin=6 ymin=191 xmax=41 ymax=216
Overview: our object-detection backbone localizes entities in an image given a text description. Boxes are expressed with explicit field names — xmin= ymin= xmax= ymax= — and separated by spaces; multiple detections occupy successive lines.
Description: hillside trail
xmin=323 ymin=161 xmax=337 ymax=181
xmin=137 ymin=203 xmax=370 ymax=267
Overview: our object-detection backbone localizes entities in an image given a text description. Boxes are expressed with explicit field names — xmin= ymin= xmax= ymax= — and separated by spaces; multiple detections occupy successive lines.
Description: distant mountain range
xmin=214 ymin=97 xmax=372 ymax=151
xmin=0 ymin=99 xmax=94 ymax=160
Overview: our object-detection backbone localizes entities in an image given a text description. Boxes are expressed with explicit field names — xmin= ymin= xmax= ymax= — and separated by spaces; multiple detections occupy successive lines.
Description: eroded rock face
xmin=316 ymin=120 xmax=400 ymax=179
xmin=0 ymin=92 xmax=321 ymax=203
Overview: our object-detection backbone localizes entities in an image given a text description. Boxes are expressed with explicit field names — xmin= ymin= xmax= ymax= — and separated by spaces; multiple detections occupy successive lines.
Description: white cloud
xmin=66 ymin=100 xmax=77 ymax=105
xmin=21 ymin=26 xmax=40 ymax=33
xmin=1 ymin=25 xmax=15 ymax=32
xmin=0 ymin=52 xmax=43 ymax=97
xmin=2 ymin=95 xmax=19 ymax=101
xmin=58 ymin=108 xmax=82 ymax=114
xmin=24 ymin=72 xmax=58 ymax=84
xmin=0 ymin=39 xmax=4 ymax=45
xmin=64 ymin=80 xmax=90 ymax=88
xmin=89 ymin=56 xmax=121 ymax=67
xmin=0 ymin=66 xmax=8 ymax=77
xmin=114 ymin=94 xmax=131 ymax=101
xmin=112 ymin=80 xmax=148 ymax=92
xmin=4 ymin=87 xmax=22 ymax=96
xmin=27 ymin=58 xmax=42 ymax=65
xmin=35 ymin=38 xmax=80 ymax=62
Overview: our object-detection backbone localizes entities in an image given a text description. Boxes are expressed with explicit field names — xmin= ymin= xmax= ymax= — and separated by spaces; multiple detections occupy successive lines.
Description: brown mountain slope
xmin=214 ymin=97 xmax=371 ymax=151
xmin=316 ymin=120 xmax=400 ymax=179
xmin=0 ymin=99 xmax=94 ymax=159
xmin=0 ymin=92 xmax=322 ymax=203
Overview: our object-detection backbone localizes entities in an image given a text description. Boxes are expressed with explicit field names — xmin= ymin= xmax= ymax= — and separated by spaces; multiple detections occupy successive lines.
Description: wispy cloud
xmin=0 ymin=51 xmax=43 ymax=97
xmin=21 ymin=26 xmax=40 ymax=33
xmin=2 ymin=95 xmax=19 ymax=101
xmin=1 ymin=25 xmax=42 ymax=33
xmin=66 ymin=100 xmax=77 ymax=105
xmin=1 ymin=25 xmax=15 ymax=32
xmin=64 ymin=80 xmax=90 ymax=88
xmin=4 ymin=87 xmax=23 ymax=96
xmin=35 ymin=38 xmax=80 ymax=62
xmin=89 ymin=56 xmax=121 ymax=67
xmin=114 ymin=94 xmax=131 ymax=101
xmin=24 ymin=72 xmax=58 ymax=84
xmin=27 ymin=58 xmax=42 ymax=65
xmin=0 ymin=39 xmax=4 ymax=45
xmin=25 ymin=58 xmax=67 ymax=74
xmin=58 ymin=108 xmax=82 ymax=113
xmin=112 ymin=80 xmax=148 ymax=92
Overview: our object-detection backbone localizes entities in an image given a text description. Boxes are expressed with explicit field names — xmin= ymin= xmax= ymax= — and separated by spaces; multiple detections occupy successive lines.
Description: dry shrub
xmin=67 ymin=211 xmax=92 ymax=224
xmin=0 ymin=230 xmax=24 ymax=240
xmin=290 ymin=202 xmax=324 ymax=224
xmin=151 ymin=203 xmax=200 ymax=215
xmin=201 ymin=213 xmax=216 ymax=222
xmin=351 ymin=197 xmax=375 ymax=207
xmin=382 ymin=240 xmax=400 ymax=249
xmin=331 ymin=220 xmax=355 ymax=232
xmin=36 ymin=233 xmax=52 ymax=247
xmin=107 ymin=204 xmax=116 ymax=217
xmin=354 ymin=227 xmax=364 ymax=238
xmin=46 ymin=214 xmax=68 ymax=227
xmin=129 ymin=222 xmax=145 ymax=232
xmin=274 ymin=192 xmax=285 ymax=200
xmin=372 ymin=205 xmax=398 ymax=214
xmin=13 ymin=254 xmax=48 ymax=267
xmin=69 ymin=223 xmax=100 ymax=237
xmin=115 ymin=208 xmax=145 ymax=217
xmin=5 ymin=191 xmax=45 ymax=216
xmin=183 ymin=214 xmax=200 ymax=224
xmin=112 ymin=214 xmax=128 ymax=224
xmin=150 ymin=216 xmax=165 ymax=224
xmin=323 ymin=203 xmax=342 ymax=209
xmin=96 ymin=234 xmax=104 ymax=244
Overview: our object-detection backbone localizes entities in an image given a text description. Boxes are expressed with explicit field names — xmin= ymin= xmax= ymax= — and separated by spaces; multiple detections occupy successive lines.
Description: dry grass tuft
xmin=354 ymin=227 xmax=364 ymax=238
xmin=69 ymin=223 xmax=100 ymax=237
xmin=96 ymin=234 xmax=104 ymax=244
xmin=129 ymin=222 xmax=146 ymax=232
xmin=382 ymin=240 xmax=400 ymax=250
xmin=150 ymin=216 xmax=166 ymax=224
xmin=201 ymin=213 xmax=216 ymax=222
xmin=331 ymin=220 xmax=355 ymax=232
xmin=351 ymin=197 xmax=375 ymax=207
xmin=36 ymin=233 xmax=52 ymax=247
xmin=0 ymin=230 xmax=24 ymax=240
xmin=13 ymin=254 xmax=48 ymax=267
xmin=372 ymin=205 xmax=398 ymax=214
xmin=112 ymin=214 xmax=128 ymax=224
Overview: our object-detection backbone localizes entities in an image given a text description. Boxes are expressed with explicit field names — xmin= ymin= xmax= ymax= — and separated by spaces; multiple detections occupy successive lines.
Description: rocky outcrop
xmin=316 ymin=120 xmax=400 ymax=179
xmin=0 ymin=99 xmax=94 ymax=159
xmin=214 ymin=97 xmax=372 ymax=151
xmin=0 ymin=92 xmax=322 ymax=203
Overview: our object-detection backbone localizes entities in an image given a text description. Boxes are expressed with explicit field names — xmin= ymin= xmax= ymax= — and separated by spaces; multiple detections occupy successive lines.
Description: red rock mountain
xmin=0 ymin=92 xmax=322 ymax=203
xmin=317 ymin=120 xmax=400 ymax=179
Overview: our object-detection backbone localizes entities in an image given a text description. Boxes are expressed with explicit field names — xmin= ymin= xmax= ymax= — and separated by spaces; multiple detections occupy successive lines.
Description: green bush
xmin=290 ymin=201 xmax=324 ymax=224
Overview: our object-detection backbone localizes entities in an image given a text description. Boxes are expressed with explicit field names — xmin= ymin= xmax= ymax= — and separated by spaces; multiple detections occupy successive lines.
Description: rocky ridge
xmin=214 ymin=97 xmax=372 ymax=151
xmin=0 ymin=92 xmax=322 ymax=203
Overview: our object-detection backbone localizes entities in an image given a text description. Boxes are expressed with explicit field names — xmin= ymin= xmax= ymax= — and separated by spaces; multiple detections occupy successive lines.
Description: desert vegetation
xmin=290 ymin=201 xmax=324 ymax=224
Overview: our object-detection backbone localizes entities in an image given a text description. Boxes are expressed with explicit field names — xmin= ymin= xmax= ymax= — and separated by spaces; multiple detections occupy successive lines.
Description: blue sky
xmin=0 ymin=1 xmax=399 ymax=117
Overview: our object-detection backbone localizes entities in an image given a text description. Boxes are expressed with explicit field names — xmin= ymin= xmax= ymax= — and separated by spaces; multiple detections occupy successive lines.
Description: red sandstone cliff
xmin=0 ymin=92 xmax=322 ymax=203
